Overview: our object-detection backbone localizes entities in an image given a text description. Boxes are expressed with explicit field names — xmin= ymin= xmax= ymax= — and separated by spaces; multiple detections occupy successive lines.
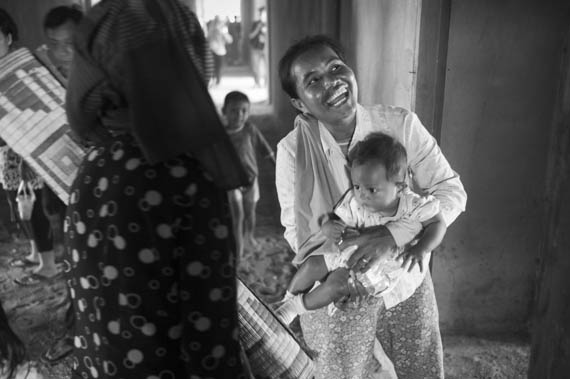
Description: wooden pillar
xmin=414 ymin=0 xmax=451 ymax=138
xmin=528 ymin=26 xmax=570 ymax=379
xmin=344 ymin=0 xmax=422 ymax=110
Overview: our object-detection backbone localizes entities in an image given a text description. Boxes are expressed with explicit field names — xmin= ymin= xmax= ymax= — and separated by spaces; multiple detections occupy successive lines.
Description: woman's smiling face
xmin=290 ymin=45 xmax=358 ymax=127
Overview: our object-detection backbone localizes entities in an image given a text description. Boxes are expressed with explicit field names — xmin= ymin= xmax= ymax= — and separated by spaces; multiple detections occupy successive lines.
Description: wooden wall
xmin=528 ymin=25 xmax=570 ymax=379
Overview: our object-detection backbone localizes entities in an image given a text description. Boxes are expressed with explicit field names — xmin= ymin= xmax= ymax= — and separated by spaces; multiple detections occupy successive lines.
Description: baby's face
xmin=223 ymin=101 xmax=250 ymax=131
xmin=350 ymin=162 xmax=400 ymax=213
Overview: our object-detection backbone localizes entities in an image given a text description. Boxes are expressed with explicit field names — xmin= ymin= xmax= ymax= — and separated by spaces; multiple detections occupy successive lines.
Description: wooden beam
xmin=528 ymin=25 xmax=570 ymax=379
xmin=414 ymin=0 xmax=451 ymax=139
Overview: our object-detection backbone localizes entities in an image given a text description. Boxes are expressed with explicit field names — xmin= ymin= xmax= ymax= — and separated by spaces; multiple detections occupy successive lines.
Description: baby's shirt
xmin=332 ymin=187 xmax=440 ymax=308
xmin=334 ymin=187 xmax=440 ymax=247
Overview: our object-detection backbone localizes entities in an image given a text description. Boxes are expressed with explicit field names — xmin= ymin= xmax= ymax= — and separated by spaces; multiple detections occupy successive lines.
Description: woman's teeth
xmin=326 ymin=87 xmax=348 ymax=107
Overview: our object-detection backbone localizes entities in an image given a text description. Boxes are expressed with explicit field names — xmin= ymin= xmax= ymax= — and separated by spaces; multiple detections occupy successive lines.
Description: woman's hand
xmin=341 ymin=225 xmax=397 ymax=273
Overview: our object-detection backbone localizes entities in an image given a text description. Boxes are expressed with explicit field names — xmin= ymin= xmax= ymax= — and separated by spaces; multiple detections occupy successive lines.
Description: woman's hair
xmin=278 ymin=34 xmax=346 ymax=99
xmin=348 ymin=132 xmax=408 ymax=183
xmin=223 ymin=91 xmax=250 ymax=109
xmin=0 ymin=301 xmax=26 ymax=379
xmin=43 ymin=5 xmax=83 ymax=30
xmin=0 ymin=8 xmax=17 ymax=42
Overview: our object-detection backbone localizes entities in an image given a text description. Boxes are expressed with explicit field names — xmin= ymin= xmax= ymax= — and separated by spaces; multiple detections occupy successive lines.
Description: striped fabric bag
xmin=238 ymin=279 xmax=315 ymax=379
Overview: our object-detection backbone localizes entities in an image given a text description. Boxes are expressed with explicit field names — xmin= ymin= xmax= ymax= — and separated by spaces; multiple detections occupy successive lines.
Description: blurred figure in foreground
xmin=65 ymin=0 xmax=249 ymax=377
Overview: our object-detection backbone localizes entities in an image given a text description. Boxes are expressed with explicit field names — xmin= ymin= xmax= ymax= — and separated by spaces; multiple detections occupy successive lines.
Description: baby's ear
xmin=396 ymin=181 xmax=408 ymax=192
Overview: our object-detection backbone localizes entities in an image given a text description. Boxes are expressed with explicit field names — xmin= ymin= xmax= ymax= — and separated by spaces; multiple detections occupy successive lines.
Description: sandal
xmin=13 ymin=272 xmax=62 ymax=286
xmin=40 ymin=336 xmax=74 ymax=365
xmin=8 ymin=258 xmax=39 ymax=268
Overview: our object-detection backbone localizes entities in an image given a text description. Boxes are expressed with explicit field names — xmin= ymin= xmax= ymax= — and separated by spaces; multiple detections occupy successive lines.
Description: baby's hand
xmin=321 ymin=219 xmax=346 ymax=243
xmin=398 ymin=245 xmax=429 ymax=273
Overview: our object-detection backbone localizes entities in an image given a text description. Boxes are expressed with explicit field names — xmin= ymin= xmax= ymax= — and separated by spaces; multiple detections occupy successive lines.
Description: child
xmin=276 ymin=132 xmax=447 ymax=324
xmin=222 ymin=91 xmax=275 ymax=258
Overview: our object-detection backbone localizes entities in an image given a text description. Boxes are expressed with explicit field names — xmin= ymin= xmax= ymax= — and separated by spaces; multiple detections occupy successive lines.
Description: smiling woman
xmin=275 ymin=35 xmax=467 ymax=379
xmin=279 ymin=38 xmax=357 ymax=140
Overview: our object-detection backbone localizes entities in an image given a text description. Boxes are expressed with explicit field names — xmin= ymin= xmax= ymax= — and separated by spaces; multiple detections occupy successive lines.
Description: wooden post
xmin=414 ymin=0 xmax=451 ymax=139
xmin=268 ymin=0 xmax=341 ymax=128
xmin=528 ymin=27 xmax=570 ymax=378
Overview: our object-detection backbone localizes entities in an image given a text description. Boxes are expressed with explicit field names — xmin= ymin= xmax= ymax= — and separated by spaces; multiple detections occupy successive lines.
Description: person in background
xmin=33 ymin=5 xmax=83 ymax=366
xmin=0 ymin=9 xmax=60 ymax=285
xmin=207 ymin=15 xmax=232 ymax=86
xmin=0 ymin=8 xmax=37 ymax=265
xmin=35 ymin=5 xmax=82 ymax=85
xmin=248 ymin=6 xmax=267 ymax=88
xmin=0 ymin=10 xmax=46 ymax=379
xmin=65 ymin=0 xmax=249 ymax=377
xmin=228 ymin=16 xmax=242 ymax=65
xmin=222 ymin=91 xmax=275 ymax=258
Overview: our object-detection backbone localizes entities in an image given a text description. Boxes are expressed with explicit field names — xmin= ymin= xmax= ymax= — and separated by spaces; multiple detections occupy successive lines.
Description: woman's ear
xmin=7 ymin=33 xmax=12 ymax=47
xmin=290 ymin=97 xmax=308 ymax=114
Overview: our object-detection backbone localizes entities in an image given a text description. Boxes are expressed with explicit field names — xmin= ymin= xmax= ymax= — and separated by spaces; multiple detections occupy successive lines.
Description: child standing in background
xmin=222 ymin=91 xmax=275 ymax=258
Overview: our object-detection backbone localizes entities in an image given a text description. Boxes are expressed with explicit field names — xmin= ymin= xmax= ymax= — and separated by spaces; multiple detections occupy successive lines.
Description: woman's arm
xmin=275 ymin=137 xmax=297 ymax=252
xmin=404 ymin=112 xmax=467 ymax=226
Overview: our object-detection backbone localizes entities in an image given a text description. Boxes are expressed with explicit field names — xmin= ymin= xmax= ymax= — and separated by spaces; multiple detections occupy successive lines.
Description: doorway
xmin=196 ymin=0 xmax=269 ymax=112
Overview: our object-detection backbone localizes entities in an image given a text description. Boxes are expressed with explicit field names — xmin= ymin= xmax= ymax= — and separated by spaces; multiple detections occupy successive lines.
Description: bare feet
xmin=33 ymin=250 xmax=61 ymax=278
xmin=25 ymin=240 xmax=39 ymax=263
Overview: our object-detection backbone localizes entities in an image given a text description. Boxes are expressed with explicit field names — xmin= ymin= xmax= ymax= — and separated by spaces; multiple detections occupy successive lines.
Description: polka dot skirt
xmin=64 ymin=136 xmax=246 ymax=378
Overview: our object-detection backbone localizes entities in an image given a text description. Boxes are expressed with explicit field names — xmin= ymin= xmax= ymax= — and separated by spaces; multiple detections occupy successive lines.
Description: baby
xmin=276 ymin=132 xmax=447 ymax=323
xmin=222 ymin=91 xmax=275 ymax=257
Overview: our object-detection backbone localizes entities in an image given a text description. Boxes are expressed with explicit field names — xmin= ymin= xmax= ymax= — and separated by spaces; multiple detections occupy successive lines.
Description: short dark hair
xmin=349 ymin=132 xmax=408 ymax=183
xmin=222 ymin=91 xmax=250 ymax=109
xmin=44 ymin=5 xmax=83 ymax=30
xmin=278 ymin=35 xmax=347 ymax=99
xmin=0 ymin=8 xmax=17 ymax=42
